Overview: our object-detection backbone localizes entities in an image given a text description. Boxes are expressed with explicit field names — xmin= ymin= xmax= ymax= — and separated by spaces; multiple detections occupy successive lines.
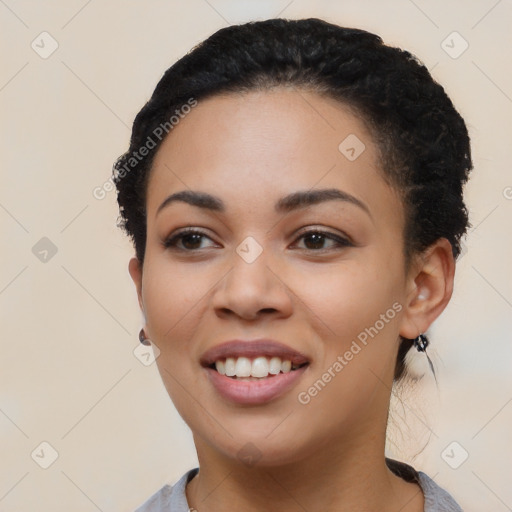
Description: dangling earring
xmin=405 ymin=333 xmax=437 ymax=382
xmin=139 ymin=328 xmax=151 ymax=346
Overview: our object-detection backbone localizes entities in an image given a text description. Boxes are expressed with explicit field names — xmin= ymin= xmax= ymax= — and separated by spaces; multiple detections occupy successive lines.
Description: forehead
xmin=146 ymin=88 xmax=403 ymax=228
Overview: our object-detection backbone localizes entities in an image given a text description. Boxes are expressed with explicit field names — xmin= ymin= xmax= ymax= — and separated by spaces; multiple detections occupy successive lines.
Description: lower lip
xmin=204 ymin=366 xmax=308 ymax=405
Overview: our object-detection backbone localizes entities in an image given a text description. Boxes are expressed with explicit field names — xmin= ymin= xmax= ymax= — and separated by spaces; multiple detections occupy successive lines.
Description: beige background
xmin=1 ymin=0 xmax=511 ymax=510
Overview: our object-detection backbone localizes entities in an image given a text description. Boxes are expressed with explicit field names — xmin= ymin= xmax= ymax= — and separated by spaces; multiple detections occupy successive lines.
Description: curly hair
xmin=113 ymin=17 xmax=472 ymax=381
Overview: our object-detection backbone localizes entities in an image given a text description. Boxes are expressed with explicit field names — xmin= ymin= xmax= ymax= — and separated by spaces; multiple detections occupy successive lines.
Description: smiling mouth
xmin=207 ymin=356 xmax=309 ymax=380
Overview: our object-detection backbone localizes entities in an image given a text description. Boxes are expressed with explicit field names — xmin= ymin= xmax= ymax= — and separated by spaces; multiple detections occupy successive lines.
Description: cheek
xmin=299 ymin=259 xmax=401 ymax=342
xmin=141 ymin=260 xmax=209 ymax=415
xmin=295 ymin=258 xmax=403 ymax=415
xmin=141 ymin=259 xmax=211 ymax=339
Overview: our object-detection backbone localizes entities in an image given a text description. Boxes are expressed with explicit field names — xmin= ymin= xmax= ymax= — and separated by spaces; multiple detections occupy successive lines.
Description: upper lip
xmin=200 ymin=339 xmax=310 ymax=367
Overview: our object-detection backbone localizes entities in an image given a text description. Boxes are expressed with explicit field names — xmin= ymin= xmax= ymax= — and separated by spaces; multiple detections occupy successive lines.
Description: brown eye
xmin=163 ymin=229 xmax=216 ymax=251
xmin=293 ymin=229 xmax=353 ymax=251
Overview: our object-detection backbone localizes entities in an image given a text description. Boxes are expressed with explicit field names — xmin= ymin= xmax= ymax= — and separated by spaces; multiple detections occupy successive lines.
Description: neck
xmin=186 ymin=425 xmax=423 ymax=512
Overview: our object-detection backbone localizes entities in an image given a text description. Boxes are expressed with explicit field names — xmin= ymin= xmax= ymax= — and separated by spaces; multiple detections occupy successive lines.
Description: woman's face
xmin=130 ymin=88 xmax=420 ymax=465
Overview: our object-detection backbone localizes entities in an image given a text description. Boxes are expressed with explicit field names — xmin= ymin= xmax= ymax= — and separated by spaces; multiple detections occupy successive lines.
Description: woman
xmin=114 ymin=18 xmax=470 ymax=511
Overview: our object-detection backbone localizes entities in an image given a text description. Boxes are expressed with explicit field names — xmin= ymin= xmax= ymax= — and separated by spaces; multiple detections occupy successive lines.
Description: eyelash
xmin=163 ymin=227 xmax=353 ymax=252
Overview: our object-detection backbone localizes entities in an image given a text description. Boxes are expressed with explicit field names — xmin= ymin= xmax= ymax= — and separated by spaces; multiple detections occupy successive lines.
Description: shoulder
xmin=134 ymin=468 xmax=199 ymax=512
xmin=417 ymin=471 xmax=464 ymax=512
xmin=386 ymin=458 xmax=463 ymax=512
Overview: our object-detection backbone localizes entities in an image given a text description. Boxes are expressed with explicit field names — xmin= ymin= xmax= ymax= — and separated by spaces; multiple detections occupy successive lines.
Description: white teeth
xmin=234 ymin=357 xmax=252 ymax=377
xmin=269 ymin=357 xmax=282 ymax=375
xmin=251 ymin=357 xmax=269 ymax=378
xmin=215 ymin=360 xmax=226 ymax=375
xmin=224 ymin=357 xmax=236 ymax=377
xmin=213 ymin=356 xmax=303 ymax=378
xmin=281 ymin=360 xmax=292 ymax=373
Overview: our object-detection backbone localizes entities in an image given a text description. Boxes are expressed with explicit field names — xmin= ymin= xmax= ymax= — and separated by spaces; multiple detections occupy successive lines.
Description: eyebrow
xmin=156 ymin=188 xmax=372 ymax=219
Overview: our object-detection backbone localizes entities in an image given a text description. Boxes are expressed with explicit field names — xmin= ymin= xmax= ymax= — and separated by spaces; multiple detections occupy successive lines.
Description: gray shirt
xmin=135 ymin=459 xmax=463 ymax=511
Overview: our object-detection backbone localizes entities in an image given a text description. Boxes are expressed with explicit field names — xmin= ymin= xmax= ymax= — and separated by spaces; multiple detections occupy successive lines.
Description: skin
xmin=129 ymin=87 xmax=455 ymax=512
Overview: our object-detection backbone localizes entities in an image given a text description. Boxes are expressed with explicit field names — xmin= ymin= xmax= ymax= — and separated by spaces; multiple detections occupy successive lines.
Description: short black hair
xmin=113 ymin=18 xmax=472 ymax=380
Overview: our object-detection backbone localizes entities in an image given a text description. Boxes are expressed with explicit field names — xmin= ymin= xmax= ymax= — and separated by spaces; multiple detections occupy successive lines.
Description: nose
xmin=212 ymin=247 xmax=293 ymax=322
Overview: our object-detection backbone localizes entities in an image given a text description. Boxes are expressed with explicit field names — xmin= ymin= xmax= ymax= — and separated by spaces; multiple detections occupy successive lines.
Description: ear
xmin=128 ymin=256 xmax=144 ymax=313
xmin=399 ymin=237 xmax=455 ymax=339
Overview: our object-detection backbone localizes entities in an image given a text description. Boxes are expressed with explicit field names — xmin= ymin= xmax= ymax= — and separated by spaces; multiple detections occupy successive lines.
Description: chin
xmin=193 ymin=419 xmax=319 ymax=468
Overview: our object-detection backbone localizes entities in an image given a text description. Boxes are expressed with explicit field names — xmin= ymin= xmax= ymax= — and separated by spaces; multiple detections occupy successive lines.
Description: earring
xmin=413 ymin=333 xmax=429 ymax=352
xmin=405 ymin=333 xmax=437 ymax=382
xmin=138 ymin=328 xmax=151 ymax=346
